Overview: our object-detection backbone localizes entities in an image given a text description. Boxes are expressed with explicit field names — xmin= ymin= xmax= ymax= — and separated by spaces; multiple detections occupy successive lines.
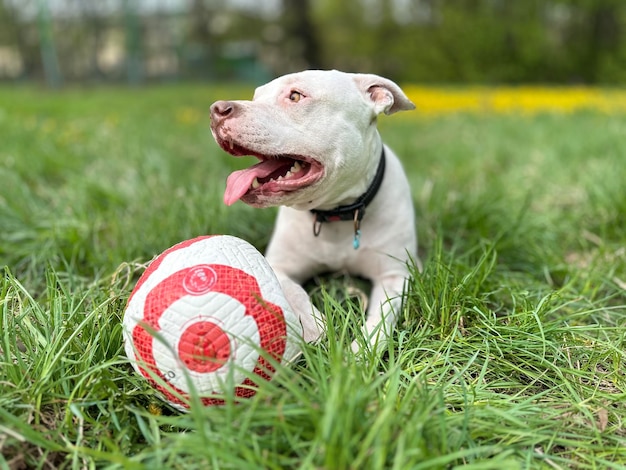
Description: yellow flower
xmin=402 ymin=86 xmax=626 ymax=117
xmin=175 ymin=107 xmax=202 ymax=125
xmin=147 ymin=401 xmax=162 ymax=416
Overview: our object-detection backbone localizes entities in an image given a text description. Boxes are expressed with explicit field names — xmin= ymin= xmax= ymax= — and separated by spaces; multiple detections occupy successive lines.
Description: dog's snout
xmin=210 ymin=100 xmax=238 ymax=124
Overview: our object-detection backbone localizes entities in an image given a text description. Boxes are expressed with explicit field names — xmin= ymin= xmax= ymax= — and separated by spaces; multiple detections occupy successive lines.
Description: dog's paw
xmin=350 ymin=335 xmax=388 ymax=358
xmin=351 ymin=339 xmax=364 ymax=355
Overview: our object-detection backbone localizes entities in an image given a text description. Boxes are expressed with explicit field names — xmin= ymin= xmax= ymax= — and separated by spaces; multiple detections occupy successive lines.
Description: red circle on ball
xmin=178 ymin=321 xmax=231 ymax=373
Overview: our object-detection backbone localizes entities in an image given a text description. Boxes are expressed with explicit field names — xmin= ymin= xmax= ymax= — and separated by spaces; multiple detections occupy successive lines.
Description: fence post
xmin=37 ymin=0 xmax=62 ymax=88
xmin=124 ymin=0 xmax=142 ymax=85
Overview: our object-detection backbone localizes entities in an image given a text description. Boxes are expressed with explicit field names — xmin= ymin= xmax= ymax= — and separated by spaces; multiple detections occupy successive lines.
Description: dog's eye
xmin=289 ymin=91 xmax=303 ymax=103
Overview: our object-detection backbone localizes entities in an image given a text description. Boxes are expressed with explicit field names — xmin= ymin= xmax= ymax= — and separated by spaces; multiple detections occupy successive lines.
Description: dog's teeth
xmin=291 ymin=161 xmax=302 ymax=173
xmin=229 ymin=139 xmax=234 ymax=150
xmin=284 ymin=171 xmax=293 ymax=179
xmin=251 ymin=178 xmax=260 ymax=189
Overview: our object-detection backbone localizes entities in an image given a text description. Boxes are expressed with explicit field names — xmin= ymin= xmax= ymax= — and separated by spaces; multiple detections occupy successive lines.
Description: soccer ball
xmin=122 ymin=235 xmax=302 ymax=410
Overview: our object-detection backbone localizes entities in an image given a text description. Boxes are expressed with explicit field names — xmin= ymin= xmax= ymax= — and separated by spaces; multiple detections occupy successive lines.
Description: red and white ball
xmin=123 ymin=235 xmax=302 ymax=410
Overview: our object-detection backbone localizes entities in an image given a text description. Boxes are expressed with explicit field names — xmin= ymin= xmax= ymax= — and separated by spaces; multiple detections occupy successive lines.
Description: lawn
xmin=1 ymin=83 xmax=625 ymax=469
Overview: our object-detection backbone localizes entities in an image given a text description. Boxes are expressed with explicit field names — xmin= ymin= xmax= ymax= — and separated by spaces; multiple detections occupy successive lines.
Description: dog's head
xmin=210 ymin=70 xmax=414 ymax=210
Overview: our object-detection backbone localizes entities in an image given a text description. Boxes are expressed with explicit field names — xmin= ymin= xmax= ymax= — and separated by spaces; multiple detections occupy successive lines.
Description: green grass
xmin=1 ymin=84 xmax=625 ymax=469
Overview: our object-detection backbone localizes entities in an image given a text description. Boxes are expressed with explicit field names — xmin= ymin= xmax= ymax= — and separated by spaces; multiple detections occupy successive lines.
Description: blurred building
xmin=0 ymin=0 xmax=283 ymax=84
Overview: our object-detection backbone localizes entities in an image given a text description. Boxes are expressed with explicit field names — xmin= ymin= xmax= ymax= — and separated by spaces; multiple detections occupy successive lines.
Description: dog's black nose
xmin=210 ymin=100 xmax=237 ymax=124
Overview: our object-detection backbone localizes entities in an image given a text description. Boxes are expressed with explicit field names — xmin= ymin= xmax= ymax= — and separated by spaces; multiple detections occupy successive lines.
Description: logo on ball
xmin=183 ymin=265 xmax=217 ymax=295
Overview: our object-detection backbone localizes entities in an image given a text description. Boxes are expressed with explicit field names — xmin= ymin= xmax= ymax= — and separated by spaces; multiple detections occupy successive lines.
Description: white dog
xmin=210 ymin=70 xmax=417 ymax=352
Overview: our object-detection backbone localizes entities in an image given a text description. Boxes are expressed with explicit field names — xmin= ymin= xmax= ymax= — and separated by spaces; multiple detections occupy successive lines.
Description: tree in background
xmin=310 ymin=0 xmax=626 ymax=84
xmin=1 ymin=0 xmax=41 ymax=80
xmin=283 ymin=0 xmax=320 ymax=70
xmin=562 ymin=0 xmax=624 ymax=83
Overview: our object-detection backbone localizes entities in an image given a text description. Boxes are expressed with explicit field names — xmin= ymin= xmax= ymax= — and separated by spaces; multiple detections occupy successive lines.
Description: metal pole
xmin=37 ymin=0 xmax=62 ymax=88
xmin=124 ymin=0 xmax=142 ymax=85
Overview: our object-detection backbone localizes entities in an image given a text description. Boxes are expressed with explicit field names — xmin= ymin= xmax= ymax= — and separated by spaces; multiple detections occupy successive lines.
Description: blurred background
xmin=1 ymin=0 xmax=625 ymax=88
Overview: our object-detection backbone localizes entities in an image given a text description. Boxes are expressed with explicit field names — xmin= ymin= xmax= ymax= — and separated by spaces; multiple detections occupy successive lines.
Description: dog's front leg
xmin=353 ymin=273 xmax=408 ymax=353
xmin=274 ymin=272 xmax=324 ymax=343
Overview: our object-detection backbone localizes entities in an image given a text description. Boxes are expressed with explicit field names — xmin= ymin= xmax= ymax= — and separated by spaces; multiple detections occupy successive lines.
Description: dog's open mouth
xmin=219 ymin=139 xmax=324 ymax=205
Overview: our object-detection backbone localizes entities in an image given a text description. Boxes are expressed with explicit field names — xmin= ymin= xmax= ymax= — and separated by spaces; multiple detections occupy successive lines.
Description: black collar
xmin=310 ymin=147 xmax=386 ymax=248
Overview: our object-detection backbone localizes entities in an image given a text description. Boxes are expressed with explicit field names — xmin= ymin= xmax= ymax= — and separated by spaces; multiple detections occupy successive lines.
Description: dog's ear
xmin=353 ymin=74 xmax=416 ymax=115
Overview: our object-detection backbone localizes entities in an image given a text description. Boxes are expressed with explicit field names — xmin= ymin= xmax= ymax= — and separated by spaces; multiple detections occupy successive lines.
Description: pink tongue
xmin=224 ymin=159 xmax=290 ymax=205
